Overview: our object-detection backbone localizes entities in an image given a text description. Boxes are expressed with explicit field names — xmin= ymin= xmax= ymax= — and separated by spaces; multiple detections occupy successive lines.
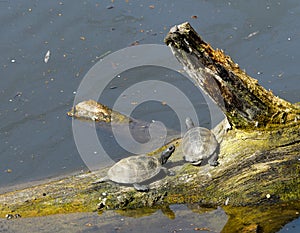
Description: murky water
xmin=0 ymin=0 xmax=299 ymax=232
xmin=0 ymin=205 xmax=227 ymax=233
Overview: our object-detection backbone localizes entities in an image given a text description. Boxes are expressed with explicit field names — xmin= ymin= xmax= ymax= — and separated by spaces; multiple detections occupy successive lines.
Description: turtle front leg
xmin=91 ymin=176 xmax=109 ymax=185
xmin=133 ymin=183 xmax=149 ymax=192
xmin=161 ymin=167 xmax=175 ymax=176
xmin=208 ymin=152 xmax=219 ymax=166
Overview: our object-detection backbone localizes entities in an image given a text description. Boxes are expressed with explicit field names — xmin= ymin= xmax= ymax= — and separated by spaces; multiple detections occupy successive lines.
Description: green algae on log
xmin=1 ymin=22 xmax=300 ymax=232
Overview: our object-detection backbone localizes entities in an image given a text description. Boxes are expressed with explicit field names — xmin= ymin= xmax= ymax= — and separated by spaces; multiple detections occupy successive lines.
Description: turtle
xmin=182 ymin=117 xmax=219 ymax=166
xmin=92 ymin=145 xmax=176 ymax=191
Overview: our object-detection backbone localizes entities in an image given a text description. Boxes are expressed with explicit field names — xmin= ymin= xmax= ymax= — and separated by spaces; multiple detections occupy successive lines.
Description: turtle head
xmin=159 ymin=145 xmax=175 ymax=165
xmin=185 ymin=117 xmax=195 ymax=130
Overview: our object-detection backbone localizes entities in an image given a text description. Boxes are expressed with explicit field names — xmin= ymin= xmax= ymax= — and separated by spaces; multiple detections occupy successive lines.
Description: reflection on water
xmin=279 ymin=218 xmax=300 ymax=233
xmin=0 ymin=204 xmax=228 ymax=233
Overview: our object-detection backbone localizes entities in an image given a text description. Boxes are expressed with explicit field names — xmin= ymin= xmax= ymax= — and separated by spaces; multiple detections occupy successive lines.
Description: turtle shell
xmin=182 ymin=127 xmax=218 ymax=164
xmin=107 ymin=155 xmax=161 ymax=184
xmin=67 ymin=100 xmax=110 ymax=122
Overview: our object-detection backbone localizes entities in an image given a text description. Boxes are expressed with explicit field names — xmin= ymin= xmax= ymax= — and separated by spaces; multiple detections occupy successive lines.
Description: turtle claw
xmin=168 ymin=170 xmax=176 ymax=176
xmin=208 ymin=151 xmax=219 ymax=166
xmin=91 ymin=176 xmax=109 ymax=185
xmin=209 ymin=160 xmax=219 ymax=167
xmin=161 ymin=167 xmax=175 ymax=176
xmin=133 ymin=183 xmax=149 ymax=192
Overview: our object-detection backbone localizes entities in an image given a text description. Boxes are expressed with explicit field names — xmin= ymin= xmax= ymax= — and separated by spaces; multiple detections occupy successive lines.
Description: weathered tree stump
xmin=165 ymin=23 xmax=299 ymax=129
xmin=0 ymin=22 xmax=299 ymax=232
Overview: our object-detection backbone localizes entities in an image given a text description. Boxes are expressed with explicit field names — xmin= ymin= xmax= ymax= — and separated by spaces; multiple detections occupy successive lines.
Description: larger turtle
xmin=182 ymin=117 xmax=219 ymax=166
xmin=92 ymin=145 xmax=175 ymax=191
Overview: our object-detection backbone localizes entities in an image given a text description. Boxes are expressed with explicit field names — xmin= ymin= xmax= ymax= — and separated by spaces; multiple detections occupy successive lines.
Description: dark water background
xmin=0 ymin=0 xmax=299 ymax=232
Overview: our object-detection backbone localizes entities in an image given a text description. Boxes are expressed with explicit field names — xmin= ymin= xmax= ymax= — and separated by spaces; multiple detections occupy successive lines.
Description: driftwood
xmin=0 ymin=22 xmax=300 ymax=232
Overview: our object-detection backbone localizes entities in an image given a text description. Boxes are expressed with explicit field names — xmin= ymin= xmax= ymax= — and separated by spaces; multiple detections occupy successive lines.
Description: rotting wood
xmin=164 ymin=22 xmax=300 ymax=129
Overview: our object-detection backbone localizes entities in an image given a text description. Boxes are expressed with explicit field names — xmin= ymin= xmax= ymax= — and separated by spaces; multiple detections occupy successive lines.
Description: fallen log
xmin=0 ymin=22 xmax=299 ymax=232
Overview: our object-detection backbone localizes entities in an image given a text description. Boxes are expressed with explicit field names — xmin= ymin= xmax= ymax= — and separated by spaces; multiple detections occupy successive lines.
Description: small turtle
xmin=182 ymin=117 xmax=219 ymax=166
xmin=92 ymin=145 xmax=175 ymax=191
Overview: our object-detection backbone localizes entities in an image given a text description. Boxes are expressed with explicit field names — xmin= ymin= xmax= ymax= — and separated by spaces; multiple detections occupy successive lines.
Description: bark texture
xmin=164 ymin=22 xmax=299 ymax=129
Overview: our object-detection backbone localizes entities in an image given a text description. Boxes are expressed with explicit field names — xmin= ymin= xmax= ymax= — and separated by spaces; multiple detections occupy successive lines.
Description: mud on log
xmin=1 ymin=22 xmax=300 ymax=232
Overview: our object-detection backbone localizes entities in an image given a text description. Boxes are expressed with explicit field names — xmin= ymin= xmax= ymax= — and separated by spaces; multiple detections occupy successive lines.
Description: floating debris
xmin=14 ymin=91 xmax=22 ymax=99
xmin=80 ymin=36 xmax=86 ymax=41
xmin=278 ymin=72 xmax=284 ymax=78
xmin=131 ymin=40 xmax=139 ymax=46
xmin=11 ymin=59 xmax=16 ymax=63
xmin=44 ymin=50 xmax=50 ymax=63
xmin=149 ymin=5 xmax=155 ymax=9
xmin=96 ymin=50 xmax=111 ymax=60
xmin=244 ymin=31 xmax=259 ymax=40
xmin=106 ymin=5 xmax=114 ymax=9
xmin=194 ymin=227 xmax=211 ymax=231
xmin=191 ymin=15 xmax=198 ymax=19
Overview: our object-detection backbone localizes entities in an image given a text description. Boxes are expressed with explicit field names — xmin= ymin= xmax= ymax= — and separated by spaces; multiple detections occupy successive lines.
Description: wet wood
xmin=1 ymin=22 xmax=300 ymax=232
